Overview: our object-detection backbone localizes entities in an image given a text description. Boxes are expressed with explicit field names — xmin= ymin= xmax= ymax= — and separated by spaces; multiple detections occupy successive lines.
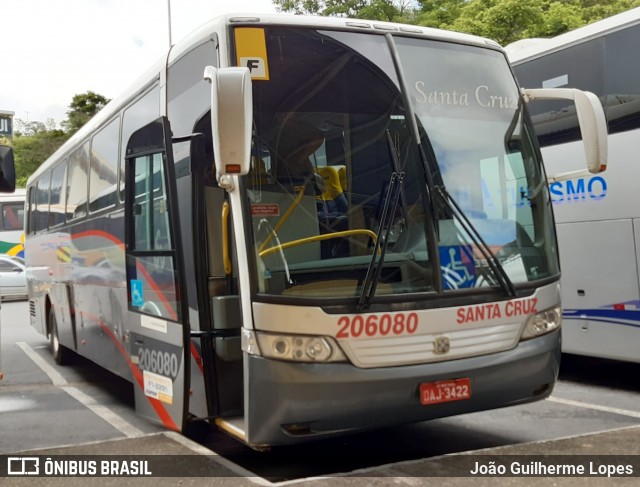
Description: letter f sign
xmin=240 ymin=57 xmax=268 ymax=80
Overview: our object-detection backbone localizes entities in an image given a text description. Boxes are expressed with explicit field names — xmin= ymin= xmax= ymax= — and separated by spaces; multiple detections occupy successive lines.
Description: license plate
xmin=420 ymin=378 xmax=471 ymax=405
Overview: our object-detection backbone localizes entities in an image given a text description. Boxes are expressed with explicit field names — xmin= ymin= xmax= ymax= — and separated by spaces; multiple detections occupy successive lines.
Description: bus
xmin=0 ymin=110 xmax=14 ymax=144
xmin=24 ymin=13 xmax=606 ymax=448
xmin=0 ymin=188 xmax=26 ymax=258
xmin=507 ymin=8 xmax=640 ymax=363
xmin=0 ymin=140 xmax=18 ymax=381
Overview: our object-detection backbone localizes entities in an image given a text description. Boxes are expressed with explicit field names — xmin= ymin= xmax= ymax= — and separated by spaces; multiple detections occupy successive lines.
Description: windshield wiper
xmin=358 ymin=132 xmax=405 ymax=311
xmin=434 ymin=185 xmax=516 ymax=297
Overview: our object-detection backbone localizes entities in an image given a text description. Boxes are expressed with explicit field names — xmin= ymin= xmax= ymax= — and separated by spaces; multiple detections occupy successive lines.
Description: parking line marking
xmin=548 ymin=396 xmax=640 ymax=419
xmin=162 ymin=432 xmax=273 ymax=485
xmin=17 ymin=341 xmax=66 ymax=386
xmin=62 ymin=385 xmax=144 ymax=438
xmin=17 ymin=341 xmax=144 ymax=438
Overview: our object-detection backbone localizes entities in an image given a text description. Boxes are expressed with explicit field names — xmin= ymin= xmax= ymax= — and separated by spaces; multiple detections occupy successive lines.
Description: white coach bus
xmin=24 ymin=13 xmax=606 ymax=448
xmin=0 ymin=141 xmax=17 ymax=381
xmin=508 ymin=8 xmax=639 ymax=363
xmin=0 ymin=188 xmax=26 ymax=258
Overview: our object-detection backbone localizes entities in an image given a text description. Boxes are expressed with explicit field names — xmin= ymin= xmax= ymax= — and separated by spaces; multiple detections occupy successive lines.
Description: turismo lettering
xmin=549 ymin=176 xmax=607 ymax=205
xmin=456 ymin=298 xmax=537 ymax=324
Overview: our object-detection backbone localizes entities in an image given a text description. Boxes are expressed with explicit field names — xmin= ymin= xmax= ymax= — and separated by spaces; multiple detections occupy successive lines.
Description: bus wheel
xmin=49 ymin=308 xmax=72 ymax=365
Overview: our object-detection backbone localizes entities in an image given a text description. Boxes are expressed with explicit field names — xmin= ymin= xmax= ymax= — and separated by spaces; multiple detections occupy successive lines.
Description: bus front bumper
xmin=243 ymin=330 xmax=560 ymax=447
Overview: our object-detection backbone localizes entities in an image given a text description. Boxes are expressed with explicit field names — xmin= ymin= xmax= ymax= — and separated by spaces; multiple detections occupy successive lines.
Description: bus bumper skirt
xmin=243 ymin=329 xmax=560 ymax=447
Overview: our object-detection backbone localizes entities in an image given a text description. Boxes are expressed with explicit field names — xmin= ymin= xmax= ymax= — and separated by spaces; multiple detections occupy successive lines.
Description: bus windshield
xmin=243 ymin=27 xmax=559 ymax=299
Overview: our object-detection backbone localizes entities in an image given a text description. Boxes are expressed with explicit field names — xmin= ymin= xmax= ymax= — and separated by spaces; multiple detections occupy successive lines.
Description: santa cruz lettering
xmin=337 ymin=312 xmax=419 ymax=339
xmin=457 ymin=298 xmax=538 ymax=325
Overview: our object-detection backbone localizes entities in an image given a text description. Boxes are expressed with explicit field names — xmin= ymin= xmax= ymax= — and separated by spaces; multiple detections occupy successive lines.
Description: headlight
xmin=521 ymin=306 xmax=562 ymax=340
xmin=242 ymin=329 xmax=347 ymax=363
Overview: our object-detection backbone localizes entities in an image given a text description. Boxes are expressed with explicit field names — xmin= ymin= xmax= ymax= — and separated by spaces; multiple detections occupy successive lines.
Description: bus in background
xmin=0 ymin=138 xmax=18 ymax=381
xmin=24 ymin=14 xmax=606 ymax=448
xmin=0 ymin=112 xmax=22 ymax=257
xmin=0 ymin=188 xmax=26 ymax=258
xmin=0 ymin=110 xmax=14 ymax=145
xmin=507 ymin=8 xmax=640 ymax=364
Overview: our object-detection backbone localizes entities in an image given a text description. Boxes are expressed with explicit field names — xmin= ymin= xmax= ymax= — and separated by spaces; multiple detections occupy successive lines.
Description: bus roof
xmin=507 ymin=7 xmax=640 ymax=63
xmin=28 ymin=13 xmax=501 ymax=185
xmin=170 ymin=13 xmax=500 ymax=61
xmin=0 ymin=188 xmax=26 ymax=201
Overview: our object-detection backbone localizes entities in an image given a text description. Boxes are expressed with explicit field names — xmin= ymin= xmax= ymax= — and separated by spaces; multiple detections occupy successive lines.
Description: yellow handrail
xmin=258 ymin=185 xmax=306 ymax=253
xmin=222 ymin=201 xmax=232 ymax=275
xmin=259 ymin=229 xmax=378 ymax=258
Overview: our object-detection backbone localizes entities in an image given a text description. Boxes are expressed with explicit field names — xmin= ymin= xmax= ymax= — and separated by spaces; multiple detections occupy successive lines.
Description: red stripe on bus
xmin=98 ymin=321 xmax=179 ymax=431
xmin=70 ymin=229 xmax=179 ymax=320
xmin=135 ymin=263 xmax=178 ymax=322
xmin=72 ymin=229 xmax=125 ymax=248
xmin=190 ymin=341 xmax=204 ymax=374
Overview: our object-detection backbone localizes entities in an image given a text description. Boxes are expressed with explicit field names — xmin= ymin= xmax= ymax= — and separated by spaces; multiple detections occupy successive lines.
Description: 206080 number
xmin=336 ymin=312 xmax=419 ymax=338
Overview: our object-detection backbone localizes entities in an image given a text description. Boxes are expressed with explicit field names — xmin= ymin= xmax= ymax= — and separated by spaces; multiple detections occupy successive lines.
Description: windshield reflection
xmin=242 ymin=27 xmax=559 ymax=301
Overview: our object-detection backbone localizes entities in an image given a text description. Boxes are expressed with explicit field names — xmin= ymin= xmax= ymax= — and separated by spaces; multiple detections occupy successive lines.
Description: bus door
xmin=123 ymin=117 xmax=191 ymax=431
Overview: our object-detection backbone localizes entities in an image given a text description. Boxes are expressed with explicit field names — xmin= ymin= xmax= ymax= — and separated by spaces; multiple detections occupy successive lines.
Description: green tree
xmin=273 ymin=0 xmax=324 ymax=14
xmin=444 ymin=0 xmax=545 ymax=45
xmin=11 ymin=91 xmax=109 ymax=185
xmin=272 ymin=0 xmax=640 ymax=43
xmin=430 ymin=0 xmax=640 ymax=44
xmin=62 ymin=91 xmax=110 ymax=135
xmin=12 ymin=119 xmax=68 ymax=187
xmin=273 ymin=0 xmax=408 ymax=20
xmin=416 ymin=0 xmax=466 ymax=28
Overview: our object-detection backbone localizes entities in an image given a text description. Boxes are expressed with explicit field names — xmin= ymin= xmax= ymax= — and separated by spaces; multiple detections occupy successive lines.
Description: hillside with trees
xmin=273 ymin=0 xmax=640 ymax=44
xmin=12 ymin=91 xmax=109 ymax=186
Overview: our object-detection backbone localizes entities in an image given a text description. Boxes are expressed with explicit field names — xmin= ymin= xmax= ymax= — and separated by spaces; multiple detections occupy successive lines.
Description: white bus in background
xmin=0 ymin=139 xmax=18 ymax=381
xmin=0 ymin=188 xmax=26 ymax=258
xmin=507 ymin=8 xmax=640 ymax=363
xmin=23 ymin=13 xmax=606 ymax=448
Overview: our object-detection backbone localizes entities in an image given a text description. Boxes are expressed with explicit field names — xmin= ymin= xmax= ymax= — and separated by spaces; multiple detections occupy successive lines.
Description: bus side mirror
xmin=0 ymin=145 xmax=16 ymax=193
xmin=204 ymin=66 xmax=252 ymax=191
xmin=522 ymin=88 xmax=608 ymax=182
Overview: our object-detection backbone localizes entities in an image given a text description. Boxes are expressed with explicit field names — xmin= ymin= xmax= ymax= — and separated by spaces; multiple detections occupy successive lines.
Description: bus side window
xmin=2 ymin=203 xmax=23 ymax=231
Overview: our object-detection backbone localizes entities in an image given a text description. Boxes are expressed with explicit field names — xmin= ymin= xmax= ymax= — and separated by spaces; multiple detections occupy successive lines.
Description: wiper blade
xmin=358 ymin=131 xmax=406 ymax=311
xmin=435 ymin=186 xmax=516 ymax=297
xmin=358 ymin=170 xmax=405 ymax=311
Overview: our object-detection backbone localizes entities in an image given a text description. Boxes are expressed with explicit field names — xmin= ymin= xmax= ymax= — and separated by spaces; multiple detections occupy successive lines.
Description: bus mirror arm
xmin=522 ymin=88 xmax=608 ymax=177
xmin=546 ymin=168 xmax=594 ymax=184
xmin=204 ymin=66 xmax=253 ymax=191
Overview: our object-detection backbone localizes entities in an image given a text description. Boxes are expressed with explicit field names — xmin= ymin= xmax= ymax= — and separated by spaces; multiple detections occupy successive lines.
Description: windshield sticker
xmin=440 ymin=246 xmax=476 ymax=289
xmin=235 ymin=28 xmax=270 ymax=80
xmin=251 ymin=204 xmax=280 ymax=217
xmin=130 ymin=279 xmax=144 ymax=307
xmin=143 ymin=370 xmax=173 ymax=405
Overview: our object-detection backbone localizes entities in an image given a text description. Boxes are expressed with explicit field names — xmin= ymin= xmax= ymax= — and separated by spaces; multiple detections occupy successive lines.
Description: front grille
xmin=341 ymin=323 xmax=521 ymax=368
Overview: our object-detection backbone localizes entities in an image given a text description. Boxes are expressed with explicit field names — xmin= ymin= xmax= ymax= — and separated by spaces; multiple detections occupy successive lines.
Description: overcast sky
xmin=1 ymin=0 xmax=277 ymax=126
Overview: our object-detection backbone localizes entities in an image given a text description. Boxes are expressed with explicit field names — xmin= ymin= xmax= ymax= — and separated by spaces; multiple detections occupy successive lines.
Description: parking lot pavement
xmin=3 ymin=425 xmax=639 ymax=486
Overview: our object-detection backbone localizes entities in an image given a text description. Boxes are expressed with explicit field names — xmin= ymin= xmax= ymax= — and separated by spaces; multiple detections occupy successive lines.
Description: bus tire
xmin=49 ymin=307 xmax=72 ymax=365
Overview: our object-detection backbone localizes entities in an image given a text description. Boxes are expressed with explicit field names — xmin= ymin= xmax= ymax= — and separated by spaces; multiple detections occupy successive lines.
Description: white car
xmin=0 ymin=255 xmax=27 ymax=300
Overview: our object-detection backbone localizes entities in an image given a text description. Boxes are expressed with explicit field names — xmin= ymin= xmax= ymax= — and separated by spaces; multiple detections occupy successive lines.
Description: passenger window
xmin=49 ymin=161 xmax=66 ymax=227
xmin=89 ymin=117 xmax=119 ymax=212
xmin=66 ymin=143 xmax=90 ymax=220
xmin=1 ymin=202 xmax=24 ymax=231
